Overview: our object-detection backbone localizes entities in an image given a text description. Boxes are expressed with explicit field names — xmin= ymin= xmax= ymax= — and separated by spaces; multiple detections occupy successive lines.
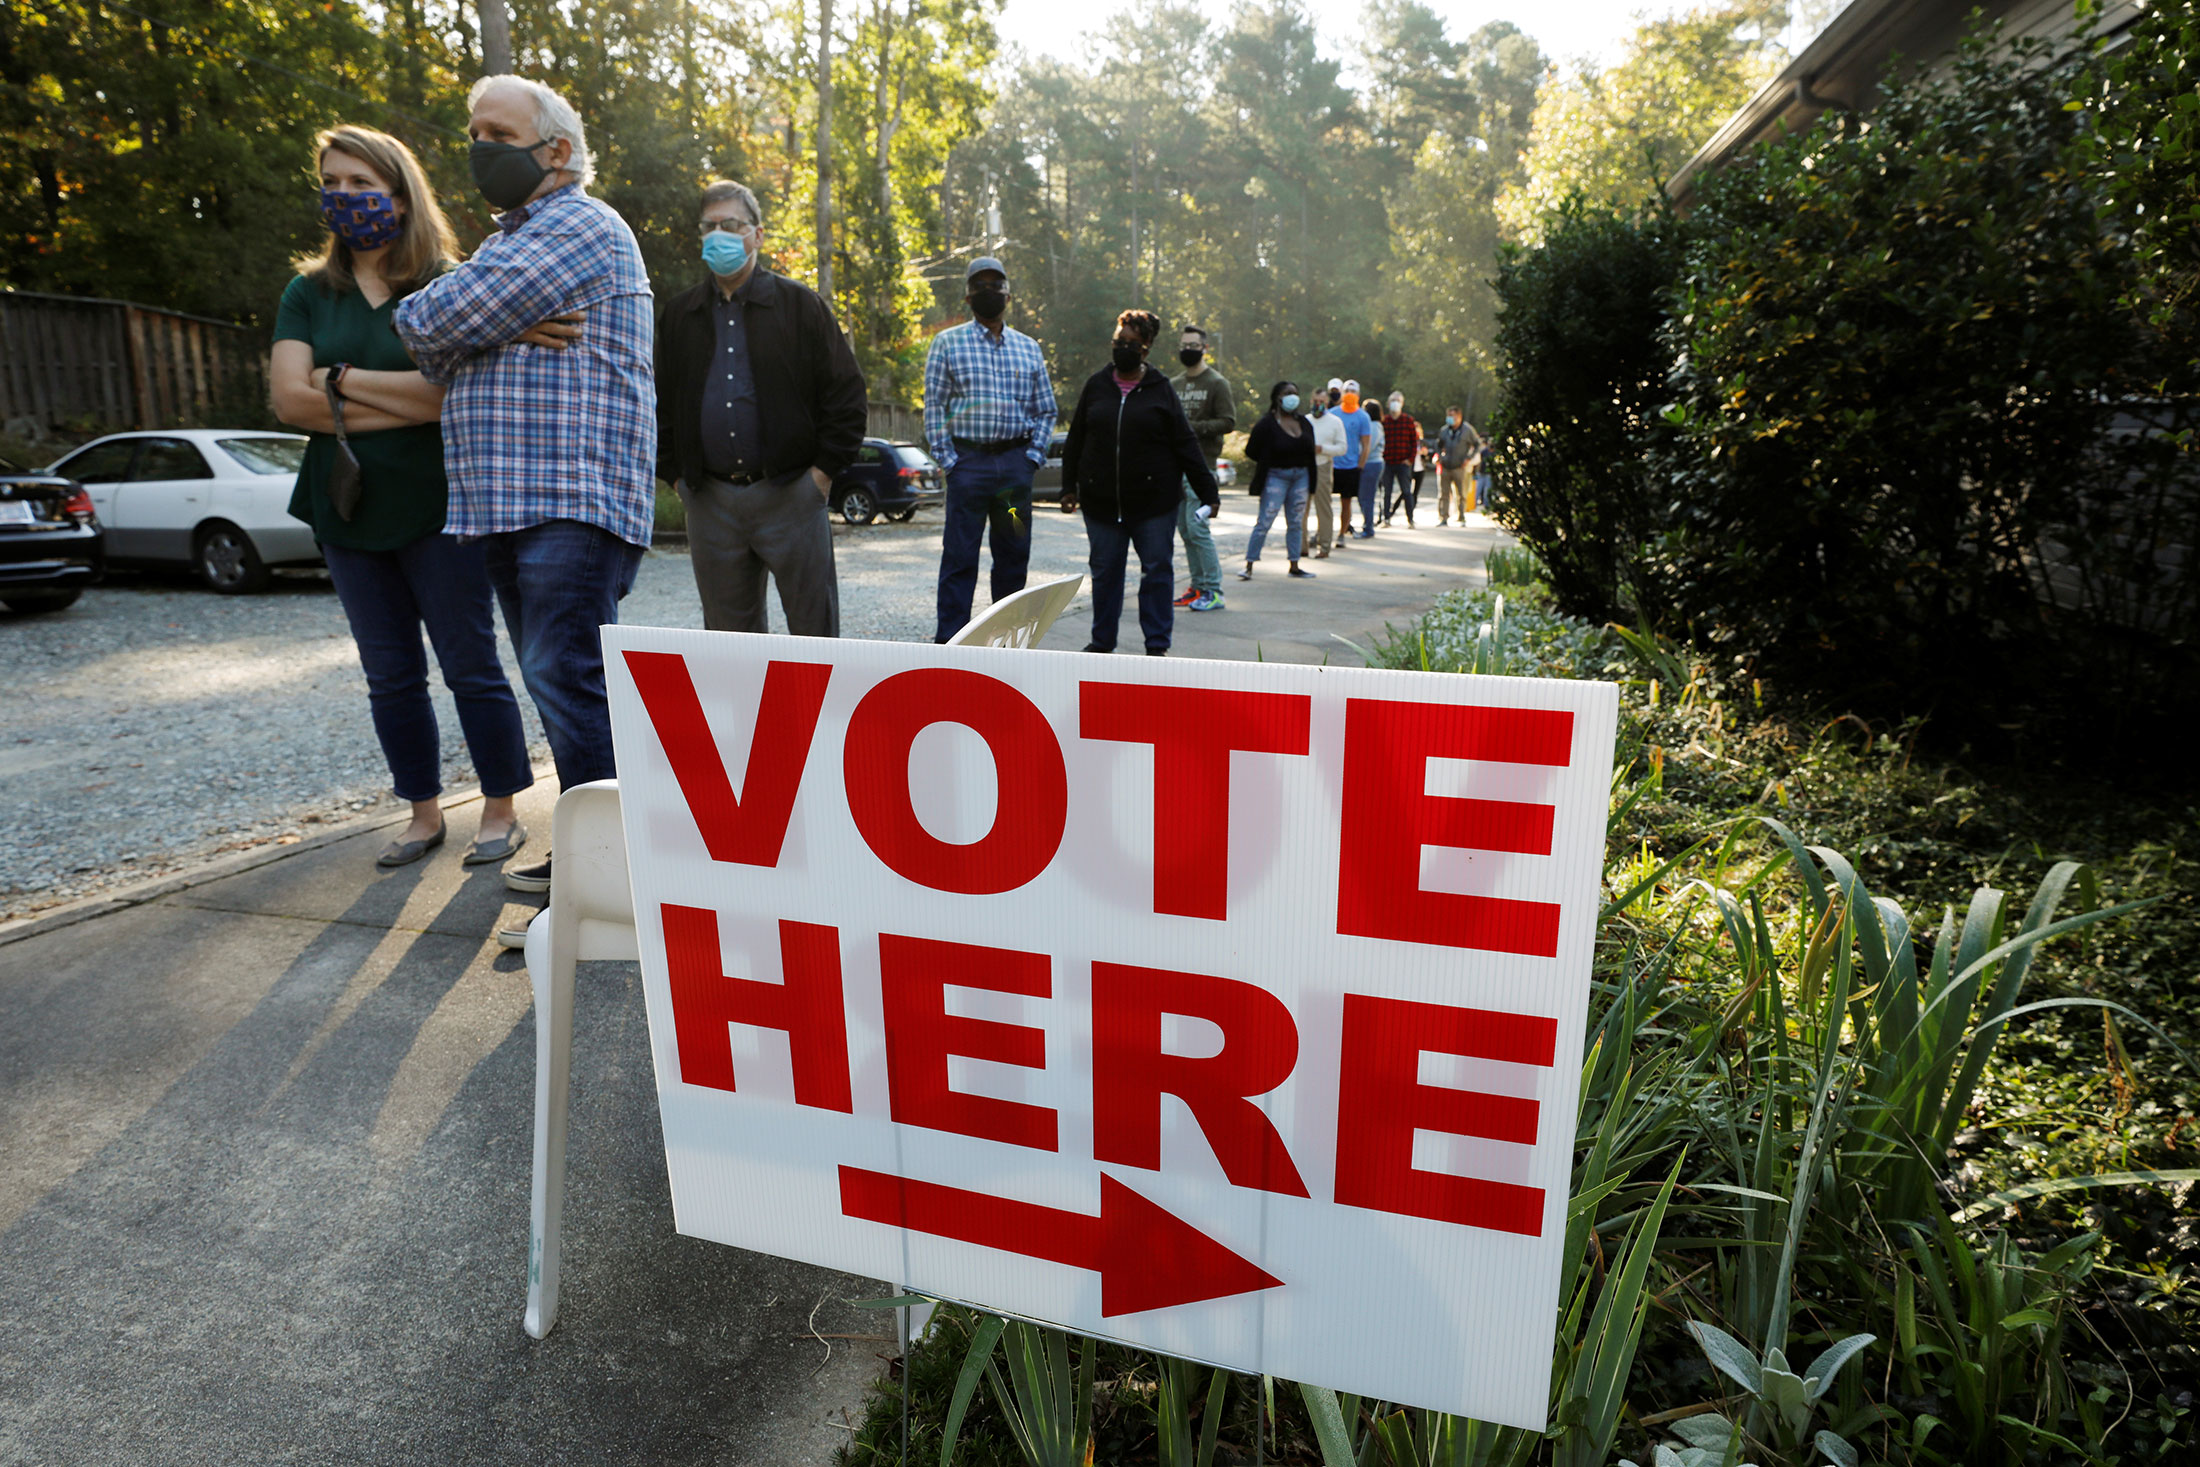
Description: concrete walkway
xmin=0 ymin=510 xmax=1508 ymax=1466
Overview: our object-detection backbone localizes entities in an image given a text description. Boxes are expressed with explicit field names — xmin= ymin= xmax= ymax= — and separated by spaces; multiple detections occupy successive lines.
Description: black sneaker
xmin=1289 ymin=566 xmax=1317 ymax=578
xmin=505 ymin=855 xmax=552 ymax=894
xmin=1082 ymin=642 xmax=1114 ymax=653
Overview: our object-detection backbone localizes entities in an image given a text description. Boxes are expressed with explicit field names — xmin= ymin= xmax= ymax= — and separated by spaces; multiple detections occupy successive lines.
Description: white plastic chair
xmin=946 ymin=572 xmax=1083 ymax=648
xmin=521 ymin=778 xmax=636 ymax=1340
xmin=521 ymin=589 xmax=1083 ymax=1338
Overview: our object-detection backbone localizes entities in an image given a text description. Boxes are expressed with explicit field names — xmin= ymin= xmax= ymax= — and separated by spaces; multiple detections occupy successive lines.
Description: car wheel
xmin=2 ymin=588 xmax=82 ymax=614
xmin=840 ymin=486 xmax=880 ymax=525
xmin=891 ymin=507 xmax=917 ymax=522
xmin=196 ymin=522 xmax=269 ymax=594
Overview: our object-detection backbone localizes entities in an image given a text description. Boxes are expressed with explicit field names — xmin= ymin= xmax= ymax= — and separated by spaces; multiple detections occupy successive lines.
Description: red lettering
xmin=844 ymin=669 xmax=1067 ymax=895
xmin=1079 ymin=684 xmax=1312 ymax=920
xmin=1337 ymin=698 xmax=1569 ymax=955
xmin=661 ymin=904 xmax=852 ymax=1111
xmin=880 ymin=935 xmax=1058 ymax=1152
xmin=1333 ymin=994 xmax=1556 ymax=1235
xmin=625 ymin=653 xmax=832 ymax=867
xmin=1091 ymin=962 xmax=1308 ymax=1196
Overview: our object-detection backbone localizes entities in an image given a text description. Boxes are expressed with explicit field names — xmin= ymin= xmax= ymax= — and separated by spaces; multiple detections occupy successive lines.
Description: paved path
xmin=0 ymin=506 xmax=1507 ymax=1465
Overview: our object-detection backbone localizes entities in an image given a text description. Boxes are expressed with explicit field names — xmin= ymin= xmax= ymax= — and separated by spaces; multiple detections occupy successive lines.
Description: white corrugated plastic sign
xmin=603 ymin=628 xmax=1618 ymax=1429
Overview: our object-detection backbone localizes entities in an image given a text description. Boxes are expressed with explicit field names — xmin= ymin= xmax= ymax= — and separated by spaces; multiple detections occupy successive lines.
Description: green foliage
xmin=1643 ymin=29 xmax=2199 ymax=748
xmin=2081 ymin=0 xmax=2200 ymax=363
xmin=1492 ymin=20 xmax=2200 ymax=755
xmin=1485 ymin=200 xmax=1680 ymax=620
xmin=1497 ymin=0 xmax=1787 ymax=242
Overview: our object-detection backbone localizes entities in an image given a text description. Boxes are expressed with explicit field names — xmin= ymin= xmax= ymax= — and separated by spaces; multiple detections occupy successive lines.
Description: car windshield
xmin=219 ymin=437 xmax=307 ymax=475
xmin=893 ymin=445 xmax=938 ymax=470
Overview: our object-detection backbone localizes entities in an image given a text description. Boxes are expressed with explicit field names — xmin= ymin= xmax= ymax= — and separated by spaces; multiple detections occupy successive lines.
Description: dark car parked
xmin=831 ymin=439 xmax=943 ymax=525
xmin=0 ymin=454 xmax=103 ymax=614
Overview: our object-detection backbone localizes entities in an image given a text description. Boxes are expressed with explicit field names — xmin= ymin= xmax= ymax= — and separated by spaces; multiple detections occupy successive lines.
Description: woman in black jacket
xmin=1238 ymin=380 xmax=1318 ymax=581
xmin=1059 ymin=309 xmax=1219 ymax=655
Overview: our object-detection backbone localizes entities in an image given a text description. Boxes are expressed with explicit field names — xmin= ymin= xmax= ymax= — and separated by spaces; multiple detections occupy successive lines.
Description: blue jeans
xmin=1247 ymin=466 xmax=1310 ymax=563
xmin=481 ymin=519 xmax=643 ymax=791
xmin=1084 ymin=510 xmax=1176 ymax=653
xmin=935 ymin=444 xmax=1036 ymax=642
xmin=1357 ymin=461 xmax=1381 ymax=532
xmin=1477 ymin=471 xmax=1496 ymax=510
xmin=322 ymin=535 xmax=534 ymax=803
xmin=1380 ymin=462 xmax=1417 ymax=522
xmin=1177 ymin=479 xmax=1221 ymax=594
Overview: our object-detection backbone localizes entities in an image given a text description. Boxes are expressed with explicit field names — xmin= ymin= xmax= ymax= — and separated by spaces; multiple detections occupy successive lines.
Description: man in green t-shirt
xmin=1168 ymin=324 xmax=1235 ymax=613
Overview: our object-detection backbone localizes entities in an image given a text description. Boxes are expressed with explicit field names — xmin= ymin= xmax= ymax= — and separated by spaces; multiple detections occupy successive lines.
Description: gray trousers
xmin=681 ymin=472 xmax=840 ymax=636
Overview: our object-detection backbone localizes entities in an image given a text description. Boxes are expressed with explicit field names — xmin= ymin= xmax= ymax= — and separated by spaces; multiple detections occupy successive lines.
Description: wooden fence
xmin=0 ymin=290 xmax=267 ymax=435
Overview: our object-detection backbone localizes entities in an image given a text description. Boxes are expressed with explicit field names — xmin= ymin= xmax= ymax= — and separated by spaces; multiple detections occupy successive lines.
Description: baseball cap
xmin=1326 ymin=377 xmax=1344 ymax=392
xmin=966 ymin=256 xmax=1007 ymax=282
xmin=1343 ymin=378 xmax=1360 ymax=392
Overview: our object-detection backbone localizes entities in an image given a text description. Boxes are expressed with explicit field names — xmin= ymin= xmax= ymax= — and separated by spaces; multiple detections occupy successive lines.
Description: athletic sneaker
xmin=506 ymin=855 xmax=552 ymax=893
xmin=1188 ymin=590 xmax=1225 ymax=612
xmin=1289 ymin=566 xmax=1317 ymax=578
xmin=1172 ymin=587 xmax=1199 ymax=607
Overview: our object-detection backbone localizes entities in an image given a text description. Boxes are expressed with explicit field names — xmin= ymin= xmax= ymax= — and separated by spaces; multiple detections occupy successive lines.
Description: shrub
xmin=1641 ymin=30 xmax=2199 ymax=748
xmin=1486 ymin=198 xmax=1681 ymax=622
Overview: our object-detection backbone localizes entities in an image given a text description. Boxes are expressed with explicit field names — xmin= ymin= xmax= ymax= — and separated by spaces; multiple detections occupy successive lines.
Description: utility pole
xmin=479 ymin=0 xmax=511 ymax=74
xmin=814 ymin=0 xmax=836 ymax=299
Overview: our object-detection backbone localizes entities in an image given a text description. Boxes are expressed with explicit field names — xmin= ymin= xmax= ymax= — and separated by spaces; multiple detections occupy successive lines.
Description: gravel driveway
xmin=1 ymin=514 xmax=1097 ymax=922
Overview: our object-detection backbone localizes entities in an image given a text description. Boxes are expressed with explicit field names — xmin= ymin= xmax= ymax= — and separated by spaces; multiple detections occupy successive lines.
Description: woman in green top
xmin=271 ymin=124 xmax=533 ymax=869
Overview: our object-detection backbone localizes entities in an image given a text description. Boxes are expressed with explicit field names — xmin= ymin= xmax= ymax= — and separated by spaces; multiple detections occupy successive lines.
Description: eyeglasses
xmin=697 ymin=217 xmax=757 ymax=237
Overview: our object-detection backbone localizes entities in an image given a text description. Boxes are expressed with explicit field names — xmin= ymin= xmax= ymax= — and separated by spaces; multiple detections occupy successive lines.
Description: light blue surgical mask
xmin=1281 ymin=394 xmax=1301 ymax=412
xmin=701 ymin=229 xmax=749 ymax=276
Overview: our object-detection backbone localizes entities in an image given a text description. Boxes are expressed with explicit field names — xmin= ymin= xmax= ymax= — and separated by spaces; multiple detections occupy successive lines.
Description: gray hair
xmin=700 ymin=179 xmax=763 ymax=228
xmin=469 ymin=75 xmax=595 ymax=187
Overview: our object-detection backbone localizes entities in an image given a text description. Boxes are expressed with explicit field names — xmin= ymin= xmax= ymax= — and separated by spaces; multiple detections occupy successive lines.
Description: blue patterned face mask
xmin=320 ymin=189 xmax=403 ymax=251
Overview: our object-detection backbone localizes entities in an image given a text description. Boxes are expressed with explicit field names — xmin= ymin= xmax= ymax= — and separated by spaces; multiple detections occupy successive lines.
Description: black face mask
xmin=969 ymin=288 xmax=1007 ymax=320
xmin=1178 ymin=348 xmax=1204 ymax=367
xmin=1112 ymin=345 xmax=1145 ymax=374
xmin=470 ymin=138 xmax=553 ymax=211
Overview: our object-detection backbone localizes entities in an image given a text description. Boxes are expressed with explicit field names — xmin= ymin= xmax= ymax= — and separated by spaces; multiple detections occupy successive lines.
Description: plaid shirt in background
xmin=393 ymin=184 xmax=657 ymax=546
xmin=922 ymin=320 xmax=1058 ymax=471
xmin=1382 ymin=412 xmax=1421 ymax=465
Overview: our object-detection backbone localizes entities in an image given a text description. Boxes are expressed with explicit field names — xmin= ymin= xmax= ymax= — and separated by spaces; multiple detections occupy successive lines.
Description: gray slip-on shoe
xmin=465 ymin=820 xmax=529 ymax=866
xmin=376 ymin=826 xmax=446 ymax=868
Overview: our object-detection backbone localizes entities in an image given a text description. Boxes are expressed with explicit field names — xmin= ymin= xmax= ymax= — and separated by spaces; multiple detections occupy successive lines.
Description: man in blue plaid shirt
xmin=393 ymin=75 xmax=655 ymax=937
xmin=923 ymin=257 xmax=1058 ymax=642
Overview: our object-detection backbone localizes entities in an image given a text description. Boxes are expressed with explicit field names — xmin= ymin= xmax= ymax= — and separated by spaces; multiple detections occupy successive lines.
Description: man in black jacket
xmin=656 ymin=178 xmax=866 ymax=635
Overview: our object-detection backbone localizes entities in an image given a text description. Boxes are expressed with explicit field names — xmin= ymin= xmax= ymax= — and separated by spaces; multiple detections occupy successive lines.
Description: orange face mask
xmin=1340 ymin=392 xmax=1359 ymax=413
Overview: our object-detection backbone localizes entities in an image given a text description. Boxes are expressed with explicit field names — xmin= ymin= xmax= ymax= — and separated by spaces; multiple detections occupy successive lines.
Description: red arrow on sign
xmin=838 ymin=1165 xmax=1284 ymax=1317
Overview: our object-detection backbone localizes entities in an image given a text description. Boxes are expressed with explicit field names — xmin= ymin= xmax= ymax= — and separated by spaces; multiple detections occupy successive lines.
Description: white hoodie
xmin=1311 ymin=408 xmax=1348 ymax=463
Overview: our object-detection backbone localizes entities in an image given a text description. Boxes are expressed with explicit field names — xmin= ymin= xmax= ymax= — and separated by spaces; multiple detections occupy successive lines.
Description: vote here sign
xmin=603 ymin=628 xmax=1618 ymax=1429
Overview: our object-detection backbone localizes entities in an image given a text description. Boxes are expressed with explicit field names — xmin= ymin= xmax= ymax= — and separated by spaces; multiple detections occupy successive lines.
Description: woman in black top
xmin=1238 ymin=381 xmax=1319 ymax=580
xmin=1058 ymin=310 xmax=1219 ymax=655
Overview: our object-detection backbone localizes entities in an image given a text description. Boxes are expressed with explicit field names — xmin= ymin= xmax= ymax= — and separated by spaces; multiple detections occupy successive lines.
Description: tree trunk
xmin=479 ymin=0 xmax=512 ymax=74
xmin=814 ymin=0 xmax=836 ymax=299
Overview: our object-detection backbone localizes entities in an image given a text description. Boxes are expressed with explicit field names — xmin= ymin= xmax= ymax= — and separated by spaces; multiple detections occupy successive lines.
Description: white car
xmin=45 ymin=429 xmax=314 ymax=593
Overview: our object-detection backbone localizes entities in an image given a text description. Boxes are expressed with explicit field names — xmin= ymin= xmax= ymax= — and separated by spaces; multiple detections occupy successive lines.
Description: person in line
xmin=655 ymin=178 xmax=866 ymax=636
xmin=1307 ymin=386 xmax=1345 ymax=558
xmin=1477 ymin=430 xmax=1500 ymax=513
xmin=1330 ymin=378 xmax=1373 ymax=544
xmin=1237 ymin=381 xmax=1318 ymax=581
xmin=392 ymin=74 xmax=656 ymax=944
xmin=1058 ymin=310 xmax=1218 ymax=656
xmin=1433 ymin=406 xmax=1478 ymax=524
xmin=1355 ymin=396 xmax=1385 ymax=538
xmin=1168 ymin=324 xmax=1234 ymax=613
xmin=270 ymin=124 xmax=533 ymax=870
xmin=1378 ymin=391 xmax=1421 ymax=527
xmin=923 ymin=256 xmax=1057 ymax=643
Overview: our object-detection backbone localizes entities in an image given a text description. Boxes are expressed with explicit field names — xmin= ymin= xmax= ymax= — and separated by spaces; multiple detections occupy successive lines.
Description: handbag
xmin=324 ymin=377 xmax=365 ymax=522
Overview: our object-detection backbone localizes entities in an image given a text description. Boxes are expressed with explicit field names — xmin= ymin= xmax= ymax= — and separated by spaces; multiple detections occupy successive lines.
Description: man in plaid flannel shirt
xmin=393 ymin=75 xmax=655 ymax=941
xmin=923 ymin=257 xmax=1058 ymax=642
